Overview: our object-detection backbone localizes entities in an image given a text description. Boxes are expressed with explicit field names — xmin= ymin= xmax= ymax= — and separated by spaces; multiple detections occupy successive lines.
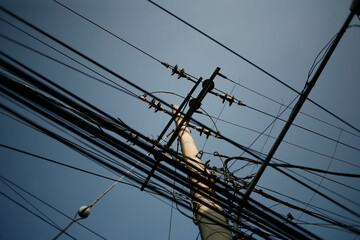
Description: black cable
xmin=0 ymin=190 xmax=76 ymax=239
xmin=0 ymin=18 xmax=139 ymax=98
xmin=52 ymin=0 xmax=162 ymax=64
xmin=244 ymin=104 xmax=360 ymax=152
xmin=0 ymin=176 xmax=108 ymax=240
xmin=296 ymin=130 xmax=342 ymax=223
xmin=258 ymin=185 xmax=360 ymax=226
xmin=207 ymin=114 xmax=360 ymax=169
xmin=145 ymin=0 xmax=360 ymax=134
xmin=0 ymin=66 xmax=322 ymax=239
xmin=0 ymin=143 xmax=128 ymax=183
xmin=229 ymin=95 xmax=298 ymax=170
xmin=222 ymin=75 xmax=360 ymax=138
xmin=0 ymin=6 xmax=353 ymax=213
xmin=47 ymin=0 xmax=360 ymax=144
xmin=0 ymin=45 xmax=354 ymax=236
xmin=0 ymin=16 xmax=354 ymax=234
xmin=0 ymin=34 xmax=138 ymax=98
xmin=0 ymin=177 xmax=61 ymax=229
xmin=0 ymin=46 xmax=352 ymax=236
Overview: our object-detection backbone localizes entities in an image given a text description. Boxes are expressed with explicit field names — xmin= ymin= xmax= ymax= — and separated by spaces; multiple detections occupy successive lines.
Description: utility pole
xmin=172 ymin=105 xmax=232 ymax=240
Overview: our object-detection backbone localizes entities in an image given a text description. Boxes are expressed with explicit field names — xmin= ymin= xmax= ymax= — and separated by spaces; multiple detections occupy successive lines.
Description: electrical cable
xmin=296 ymin=129 xmax=343 ymax=223
xmin=52 ymin=0 xmax=162 ymax=64
xmin=0 ymin=177 xmax=61 ymax=229
xmin=0 ymin=6 xmax=355 ymax=196
xmin=0 ymin=50 xmax=352 ymax=236
xmin=46 ymin=0 xmax=360 ymax=144
xmin=1 ymin=47 xmax=356 ymax=234
xmin=0 ymin=34 xmax=138 ymax=98
xmin=145 ymin=0 xmax=360 ymax=134
xmin=244 ymin=104 xmax=360 ymax=152
xmin=0 ymin=66 xmax=324 ymax=239
xmin=206 ymin=114 xmax=360 ymax=169
xmin=200 ymin=79 xmax=238 ymax=152
xmin=0 ymin=190 xmax=76 ymax=239
xmin=0 ymin=175 xmax=108 ymax=239
xmin=258 ymin=185 xmax=360 ymax=227
xmin=0 ymin=18 xmax=354 ymax=236
xmin=0 ymin=18 xmax=139 ymax=98
xmin=229 ymin=94 xmax=298 ymax=170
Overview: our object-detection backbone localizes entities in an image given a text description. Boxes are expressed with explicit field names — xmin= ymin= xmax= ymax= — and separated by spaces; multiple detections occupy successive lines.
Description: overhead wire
xmin=0 ymin=177 xmax=61 ymax=230
xmin=0 ymin=43 xmax=354 ymax=234
xmin=0 ymin=38 xmax=358 ymax=235
xmin=0 ymin=17 xmax=139 ymax=98
xmin=296 ymin=129 xmax=343 ymax=223
xmin=145 ymin=0 xmax=360 ymax=134
xmin=228 ymin=95 xmax=298 ymax=170
xmin=3 ymin=6 xmax=358 ymax=163
xmin=0 ymin=6 xmax=358 ymax=235
xmin=200 ymin=78 xmax=238 ymax=152
xmin=257 ymin=185 xmax=360 ymax=225
xmin=0 ymin=190 xmax=76 ymax=239
xmin=0 ymin=34 xmax=137 ymax=98
xmin=48 ymin=0 xmax=360 ymax=143
xmin=205 ymin=114 xmax=360 ymax=169
xmin=0 ymin=62 xmax=322 ymax=239
xmin=1 ymin=78 xmax=348 ymax=239
xmin=0 ymin=175 xmax=108 ymax=239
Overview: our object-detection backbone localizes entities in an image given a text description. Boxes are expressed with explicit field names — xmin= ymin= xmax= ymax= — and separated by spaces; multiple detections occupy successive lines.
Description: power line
xmin=0 ymin=46 xmax=358 ymax=229
xmin=146 ymin=0 xmax=360 ymax=134
xmin=205 ymin=114 xmax=360 ymax=169
xmin=0 ymin=18 xmax=139 ymax=98
xmin=0 ymin=190 xmax=76 ymax=239
xmin=52 ymin=0 xmax=163 ymax=64
xmin=0 ymin=10 xmax=358 ymax=235
xmin=0 ymin=177 xmax=61 ymax=229
xmin=0 ymin=175 xmax=108 ymax=239
xmin=0 ymin=64 xmax=323 ymax=239
xmin=296 ymin=130 xmax=343 ymax=223
xmin=0 ymin=34 xmax=138 ymax=98
xmin=47 ymin=0 xmax=360 ymax=143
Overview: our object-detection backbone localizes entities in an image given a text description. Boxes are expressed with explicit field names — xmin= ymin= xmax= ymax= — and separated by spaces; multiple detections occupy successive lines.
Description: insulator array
xmin=218 ymin=93 xmax=246 ymax=106
xmin=185 ymin=123 xmax=222 ymax=139
xmin=138 ymin=94 xmax=164 ymax=113
xmin=161 ymin=62 xmax=192 ymax=80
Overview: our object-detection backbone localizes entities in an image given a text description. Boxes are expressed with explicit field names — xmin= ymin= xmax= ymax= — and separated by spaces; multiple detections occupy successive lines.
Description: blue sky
xmin=0 ymin=0 xmax=359 ymax=239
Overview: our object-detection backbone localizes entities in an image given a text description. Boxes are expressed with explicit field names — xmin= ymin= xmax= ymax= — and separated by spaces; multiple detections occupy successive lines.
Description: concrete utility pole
xmin=172 ymin=105 xmax=232 ymax=240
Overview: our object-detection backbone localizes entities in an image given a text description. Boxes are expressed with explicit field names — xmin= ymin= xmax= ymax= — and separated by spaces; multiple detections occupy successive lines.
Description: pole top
xmin=351 ymin=0 xmax=360 ymax=14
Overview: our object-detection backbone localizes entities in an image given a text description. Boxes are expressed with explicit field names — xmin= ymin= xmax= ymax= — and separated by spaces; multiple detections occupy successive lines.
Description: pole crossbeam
xmin=141 ymin=68 xmax=220 ymax=191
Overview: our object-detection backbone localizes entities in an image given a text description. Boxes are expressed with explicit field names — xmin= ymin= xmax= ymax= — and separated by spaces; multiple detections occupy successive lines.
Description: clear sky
xmin=0 ymin=0 xmax=359 ymax=239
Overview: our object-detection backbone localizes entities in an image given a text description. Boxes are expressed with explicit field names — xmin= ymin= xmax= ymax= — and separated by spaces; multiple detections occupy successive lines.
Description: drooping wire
xmin=0 ymin=177 xmax=61 ymax=229
xmin=296 ymin=129 xmax=343 ymax=223
xmin=205 ymin=114 xmax=360 ymax=169
xmin=0 ymin=34 xmax=138 ymax=98
xmin=52 ymin=0 xmax=163 ymax=64
xmin=0 ymin=175 xmax=108 ymax=239
xmin=0 ymin=65 xmax=323 ymax=239
xmin=0 ymin=18 xmax=139 ymax=98
xmin=0 ymin=13 xmax=358 ymax=236
xmin=1 ymin=44 xmax=358 ymax=231
xmin=48 ymin=0 xmax=360 ymax=142
xmin=229 ymin=94 xmax=298 ymax=170
xmin=200 ymin=78 xmax=239 ymax=152
xmin=0 ymin=190 xmax=76 ymax=239
xmin=250 ymin=103 xmax=283 ymax=175
xmin=145 ymin=0 xmax=360 ymax=134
